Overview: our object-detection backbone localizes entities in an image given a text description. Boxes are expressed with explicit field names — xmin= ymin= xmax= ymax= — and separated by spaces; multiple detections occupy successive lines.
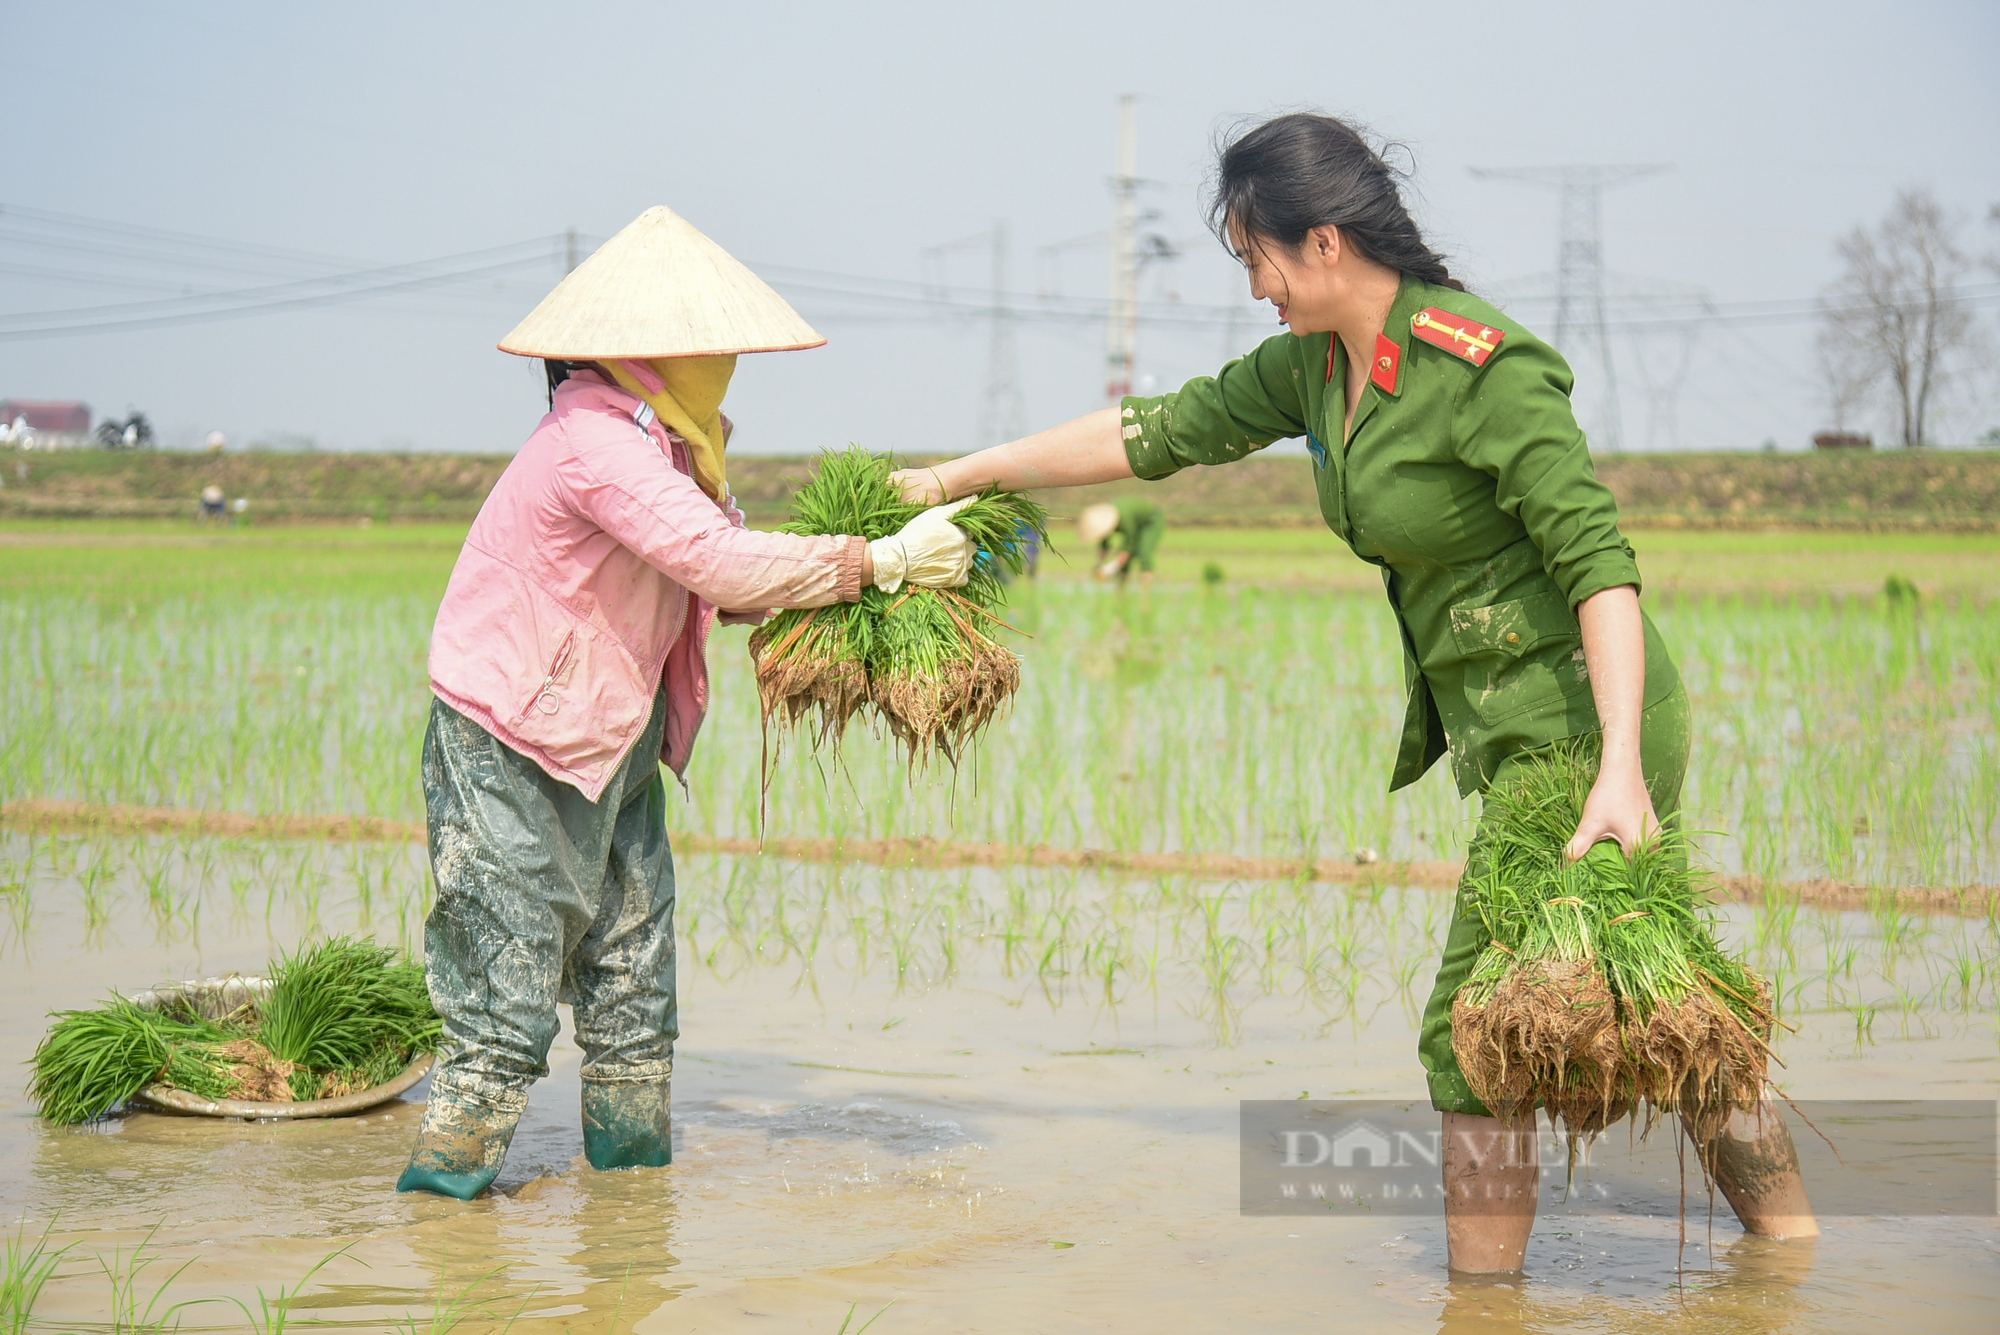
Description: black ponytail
xmin=1209 ymin=113 xmax=1465 ymax=292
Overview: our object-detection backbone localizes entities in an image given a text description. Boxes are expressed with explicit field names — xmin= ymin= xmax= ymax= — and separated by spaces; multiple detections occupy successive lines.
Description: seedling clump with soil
xmin=749 ymin=447 xmax=1048 ymax=766
xmin=1450 ymin=743 xmax=1778 ymax=1148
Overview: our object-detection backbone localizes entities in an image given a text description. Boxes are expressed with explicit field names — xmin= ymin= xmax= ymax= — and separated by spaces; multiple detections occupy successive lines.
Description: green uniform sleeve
xmin=1120 ymin=332 xmax=1314 ymax=481
xmin=1454 ymin=339 xmax=1642 ymax=608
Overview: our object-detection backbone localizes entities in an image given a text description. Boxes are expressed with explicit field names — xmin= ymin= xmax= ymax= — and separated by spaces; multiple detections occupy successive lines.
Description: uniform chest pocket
xmin=1450 ymin=590 xmax=1592 ymax=726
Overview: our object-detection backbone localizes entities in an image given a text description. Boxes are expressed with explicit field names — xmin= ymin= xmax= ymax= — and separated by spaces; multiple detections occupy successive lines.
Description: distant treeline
xmin=4 ymin=446 xmax=1998 ymax=530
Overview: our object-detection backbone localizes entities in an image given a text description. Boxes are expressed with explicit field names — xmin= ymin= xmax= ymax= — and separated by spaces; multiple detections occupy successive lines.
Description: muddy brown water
xmin=2 ymin=835 xmax=1995 ymax=1333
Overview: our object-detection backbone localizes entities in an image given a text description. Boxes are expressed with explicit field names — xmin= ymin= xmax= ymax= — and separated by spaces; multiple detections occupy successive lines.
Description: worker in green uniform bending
xmin=1078 ymin=497 xmax=1164 ymax=587
xmin=895 ymin=113 xmax=1816 ymax=1275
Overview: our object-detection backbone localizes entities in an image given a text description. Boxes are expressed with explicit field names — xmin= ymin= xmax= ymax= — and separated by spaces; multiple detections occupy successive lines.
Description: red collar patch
xmin=1370 ymin=333 xmax=1400 ymax=394
xmin=1325 ymin=333 xmax=1403 ymax=395
xmin=1411 ymin=308 xmax=1505 ymax=366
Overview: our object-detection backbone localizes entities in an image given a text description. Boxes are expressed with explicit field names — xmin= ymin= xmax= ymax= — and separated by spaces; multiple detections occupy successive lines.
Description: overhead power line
xmin=0 ymin=248 xmax=562 ymax=340
xmin=5 ymin=202 xmax=1997 ymax=346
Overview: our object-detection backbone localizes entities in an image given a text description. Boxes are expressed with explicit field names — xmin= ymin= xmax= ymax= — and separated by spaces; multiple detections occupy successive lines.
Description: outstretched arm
xmin=1565 ymin=585 xmax=1659 ymax=860
xmin=891 ymin=408 xmax=1131 ymax=503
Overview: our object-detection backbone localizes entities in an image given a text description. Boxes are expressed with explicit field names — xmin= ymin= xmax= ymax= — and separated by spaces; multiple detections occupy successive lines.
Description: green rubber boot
xmin=582 ymin=1077 xmax=672 ymax=1171
xmin=396 ymin=1083 xmax=525 ymax=1200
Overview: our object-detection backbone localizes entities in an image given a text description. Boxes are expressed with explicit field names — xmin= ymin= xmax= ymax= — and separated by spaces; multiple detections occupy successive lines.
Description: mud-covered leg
xmin=1443 ymin=1111 xmax=1541 ymax=1273
xmin=399 ymin=702 xmax=582 ymax=1199
xmin=1690 ymin=1098 xmax=1820 ymax=1239
xmin=569 ymin=765 xmax=677 ymax=1172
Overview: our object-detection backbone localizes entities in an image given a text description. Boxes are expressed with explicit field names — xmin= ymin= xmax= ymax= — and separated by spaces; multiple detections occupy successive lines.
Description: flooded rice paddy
xmin=1 ymin=831 xmax=1995 ymax=1331
xmin=1 ymin=525 xmax=1997 ymax=1331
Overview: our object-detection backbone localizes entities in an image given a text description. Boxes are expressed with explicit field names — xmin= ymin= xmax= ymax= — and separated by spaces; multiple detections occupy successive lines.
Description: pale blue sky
xmin=4 ymin=1 xmax=1996 ymax=457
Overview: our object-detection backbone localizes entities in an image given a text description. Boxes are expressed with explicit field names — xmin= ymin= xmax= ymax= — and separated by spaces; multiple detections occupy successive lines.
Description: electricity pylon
xmin=924 ymin=224 xmax=1026 ymax=449
xmin=980 ymin=220 xmax=1026 ymax=448
xmin=1106 ymin=93 xmax=1139 ymax=402
xmin=1469 ymin=164 xmax=1668 ymax=452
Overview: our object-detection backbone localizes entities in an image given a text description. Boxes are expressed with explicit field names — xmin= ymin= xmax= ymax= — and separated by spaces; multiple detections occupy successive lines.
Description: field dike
xmin=5 ymin=798 xmax=1991 ymax=918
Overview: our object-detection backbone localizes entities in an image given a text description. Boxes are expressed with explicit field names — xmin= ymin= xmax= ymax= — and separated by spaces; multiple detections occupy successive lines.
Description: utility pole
xmin=1105 ymin=93 xmax=1139 ymax=403
xmin=979 ymin=220 xmax=1027 ymax=448
xmin=1469 ymin=165 xmax=1667 ymax=452
xmin=565 ymin=227 xmax=578 ymax=273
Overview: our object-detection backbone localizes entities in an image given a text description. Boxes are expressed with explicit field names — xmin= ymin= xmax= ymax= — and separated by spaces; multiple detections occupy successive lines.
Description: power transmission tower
xmin=1106 ymin=93 xmax=1139 ymax=402
xmin=980 ymin=220 xmax=1026 ymax=447
xmin=1469 ymin=164 xmax=1667 ymax=452
xmin=923 ymin=224 xmax=1026 ymax=448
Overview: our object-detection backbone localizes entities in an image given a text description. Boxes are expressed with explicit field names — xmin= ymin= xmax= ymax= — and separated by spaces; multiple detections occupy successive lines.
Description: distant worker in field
xmin=400 ymin=207 xmax=976 ymax=1200
xmin=1078 ymin=497 xmax=1163 ymax=588
xmin=198 ymin=484 xmax=227 ymax=524
xmin=1007 ymin=515 xmax=1042 ymax=581
xmin=894 ymin=112 xmax=1816 ymax=1273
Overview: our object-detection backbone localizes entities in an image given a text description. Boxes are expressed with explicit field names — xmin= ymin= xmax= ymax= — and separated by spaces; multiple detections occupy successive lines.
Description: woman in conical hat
xmin=400 ymin=208 xmax=977 ymax=1200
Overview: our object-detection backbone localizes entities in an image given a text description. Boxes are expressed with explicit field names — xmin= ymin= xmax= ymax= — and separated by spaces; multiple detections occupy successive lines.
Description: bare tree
xmin=1818 ymin=189 xmax=1975 ymax=447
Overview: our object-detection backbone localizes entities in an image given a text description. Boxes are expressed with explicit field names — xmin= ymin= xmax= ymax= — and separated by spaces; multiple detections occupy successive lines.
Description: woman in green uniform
xmin=894 ymin=113 xmax=1816 ymax=1273
xmin=1078 ymin=496 xmax=1166 ymax=586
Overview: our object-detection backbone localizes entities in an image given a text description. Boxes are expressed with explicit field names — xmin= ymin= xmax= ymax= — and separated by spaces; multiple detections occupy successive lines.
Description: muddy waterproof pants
xmin=403 ymin=686 xmax=678 ymax=1194
xmin=1419 ymin=686 xmax=1692 ymax=1116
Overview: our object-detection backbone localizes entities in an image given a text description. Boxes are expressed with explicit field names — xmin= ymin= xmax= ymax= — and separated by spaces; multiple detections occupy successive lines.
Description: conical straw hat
xmin=499 ymin=207 xmax=825 ymax=359
xmin=1078 ymin=503 xmax=1120 ymax=547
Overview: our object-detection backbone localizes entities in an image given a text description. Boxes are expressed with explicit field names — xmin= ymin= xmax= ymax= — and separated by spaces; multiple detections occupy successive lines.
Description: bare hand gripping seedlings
xmin=1449 ymin=742 xmax=1777 ymax=1152
xmin=749 ymin=447 xmax=1047 ymax=767
xmin=28 ymin=936 xmax=441 ymax=1123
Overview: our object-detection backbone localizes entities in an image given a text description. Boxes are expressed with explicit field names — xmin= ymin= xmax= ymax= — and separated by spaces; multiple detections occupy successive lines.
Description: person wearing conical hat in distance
xmin=400 ymin=207 xmax=979 ymax=1200
xmin=1078 ymin=497 xmax=1164 ymax=589
xmin=891 ymin=114 xmax=1817 ymax=1272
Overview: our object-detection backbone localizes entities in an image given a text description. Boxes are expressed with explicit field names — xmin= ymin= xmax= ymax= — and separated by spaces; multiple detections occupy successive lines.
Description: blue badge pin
xmin=1306 ymin=431 xmax=1328 ymax=470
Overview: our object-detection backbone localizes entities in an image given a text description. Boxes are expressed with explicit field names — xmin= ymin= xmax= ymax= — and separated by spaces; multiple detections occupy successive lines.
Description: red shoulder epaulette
xmin=1411 ymin=308 xmax=1504 ymax=367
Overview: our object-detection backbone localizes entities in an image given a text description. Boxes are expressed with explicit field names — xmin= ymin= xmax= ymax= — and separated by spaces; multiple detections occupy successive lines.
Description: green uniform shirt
xmin=1121 ymin=276 xmax=1680 ymax=796
xmin=1109 ymin=496 xmax=1166 ymax=572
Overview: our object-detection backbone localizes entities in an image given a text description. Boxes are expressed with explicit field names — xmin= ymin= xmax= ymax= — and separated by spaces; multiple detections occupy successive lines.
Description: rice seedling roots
xmin=213 ymin=1039 xmax=298 ymax=1103
xmin=1452 ymin=969 xmax=1769 ymax=1141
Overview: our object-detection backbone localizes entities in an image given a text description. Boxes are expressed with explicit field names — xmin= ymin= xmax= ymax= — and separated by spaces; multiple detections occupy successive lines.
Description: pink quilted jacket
xmin=428 ymin=369 xmax=864 ymax=800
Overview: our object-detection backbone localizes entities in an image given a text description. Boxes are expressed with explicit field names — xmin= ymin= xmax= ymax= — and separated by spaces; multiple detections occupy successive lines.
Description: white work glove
xmin=868 ymin=497 xmax=976 ymax=593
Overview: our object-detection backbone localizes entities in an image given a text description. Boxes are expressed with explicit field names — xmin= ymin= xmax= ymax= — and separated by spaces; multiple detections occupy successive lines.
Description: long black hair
xmin=1208 ymin=113 xmax=1465 ymax=292
xmin=544 ymin=359 xmax=585 ymax=409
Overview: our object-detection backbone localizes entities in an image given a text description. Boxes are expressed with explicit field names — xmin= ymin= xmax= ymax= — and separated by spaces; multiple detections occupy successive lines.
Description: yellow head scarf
xmin=604 ymin=355 xmax=737 ymax=501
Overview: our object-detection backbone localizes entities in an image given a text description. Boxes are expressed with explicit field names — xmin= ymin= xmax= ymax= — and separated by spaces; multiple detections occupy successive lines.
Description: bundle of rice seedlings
xmin=29 ymin=935 xmax=440 ymax=1123
xmin=27 ymin=1000 xmax=240 ymax=1126
xmin=748 ymin=447 xmax=1046 ymax=765
xmin=261 ymin=937 xmax=439 ymax=1101
xmin=1449 ymin=742 xmax=1777 ymax=1148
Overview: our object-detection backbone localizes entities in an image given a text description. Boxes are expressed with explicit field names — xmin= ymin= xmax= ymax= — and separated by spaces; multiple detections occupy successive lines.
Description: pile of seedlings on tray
xmin=29 ymin=936 xmax=439 ymax=1123
xmin=1450 ymin=742 xmax=1780 ymax=1149
xmin=748 ymin=447 xmax=1047 ymax=766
